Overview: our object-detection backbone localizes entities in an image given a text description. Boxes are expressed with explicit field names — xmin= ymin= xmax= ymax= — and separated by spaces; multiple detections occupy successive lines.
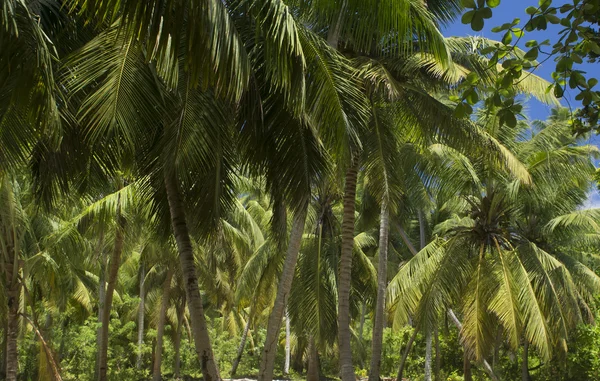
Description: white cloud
xmin=582 ymin=190 xmax=600 ymax=209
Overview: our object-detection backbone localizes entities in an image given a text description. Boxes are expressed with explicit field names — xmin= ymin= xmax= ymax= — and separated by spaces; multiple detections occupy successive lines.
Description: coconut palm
xmin=388 ymin=109 xmax=600 ymax=380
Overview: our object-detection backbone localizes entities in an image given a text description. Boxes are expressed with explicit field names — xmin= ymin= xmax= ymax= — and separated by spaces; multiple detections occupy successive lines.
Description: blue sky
xmin=442 ymin=0 xmax=600 ymax=208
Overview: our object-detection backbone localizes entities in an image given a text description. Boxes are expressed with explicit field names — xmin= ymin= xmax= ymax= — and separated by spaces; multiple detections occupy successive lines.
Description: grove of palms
xmin=1 ymin=1 xmax=600 ymax=381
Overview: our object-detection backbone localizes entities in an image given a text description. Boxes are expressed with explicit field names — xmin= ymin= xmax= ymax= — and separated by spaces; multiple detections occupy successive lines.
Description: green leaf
xmin=493 ymin=93 xmax=503 ymax=106
xmin=559 ymin=4 xmax=573 ymax=12
xmin=504 ymin=110 xmax=517 ymax=127
xmin=466 ymin=90 xmax=480 ymax=105
xmin=546 ymin=14 xmax=560 ymax=24
xmin=487 ymin=0 xmax=500 ymax=7
xmin=481 ymin=7 xmax=493 ymax=19
xmin=466 ymin=72 xmax=479 ymax=84
xmin=556 ymin=57 xmax=573 ymax=72
xmin=588 ymin=78 xmax=598 ymax=88
xmin=454 ymin=102 xmax=466 ymax=118
xmin=472 ymin=14 xmax=485 ymax=31
xmin=525 ymin=40 xmax=538 ymax=47
xmin=461 ymin=0 xmax=477 ymax=8
xmin=526 ymin=6 xmax=538 ymax=15
xmin=502 ymin=31 xmax=513 ymax=45
xmin=537 ymin=17 xmax=548 ymax=30
xmin=554 ymin=83 xmax=564 ymax=97
xmin=571 ymin=53 xmax=583 ymax=64
xmin=539 ymin=0 xmax=552 ymax=11
xmin=462 ymin=10 xmax=476 ymax=24
xmin=524 ymin=48 xmax=539 ymax=60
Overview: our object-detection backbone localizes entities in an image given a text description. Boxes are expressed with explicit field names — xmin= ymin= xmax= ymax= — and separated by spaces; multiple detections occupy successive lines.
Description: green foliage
xmin=459 ymin=0 xmax=600 ymax=132
xmin=2 ymin=2 xmax=600 ymax=381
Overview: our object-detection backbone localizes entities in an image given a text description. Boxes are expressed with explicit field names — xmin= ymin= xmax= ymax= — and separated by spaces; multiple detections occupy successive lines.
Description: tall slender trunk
xmin=326 ymin=0 xmax=348 ymax=48
xmin=493 ymin=327 xmax=502 ymax=371
xmin=306 ymin=337 xmax=320 ymax=381
xmin=425 ymin=330 xmax=433 ymax=381
xmin=284 ymin=308 xmax=291 ymax=374
xmin=153 ymin=269 xmax=174 ymax=381
xmin=397 ymin=328 xmax=418 ymax=381
xmin=358 ymin=302 xmax=366 ymax=368
xmin=95 ymin=231 xmax=106 ymax=379
xmin=358 ymin=302 xmax=366 ymax=341
xmin=183 ymin=315 xmax=192 ymax=342
xmin=292 ymin=339 xmax=304 ymax=374
xmin=164 ymin=171 xmax=221 ymax=381
xmin=463 ymin=354 xmax=472 ymax=381
xmin=174 ymin=298 xmax=185 ymax=380
xmin=434 ymin=326 xmax=441 ymax=381
xmin=5 ymin=252 xmax=20 ymax=381
xmin=231 ymin=308 xmax=253 ymax=376
xmin=97 ymin=201 xmax=125 ymax=381
xmin=22 ymin=314 xmax=62 ymax=381
xmin=58 ymin=318 xmax=68 ymax=361
xmin=136 ymin=261 xmax=146 ymax=369
xmin=1 ymin=318 xmax=7 ymax=379
xmin=368 ymin=200 xmax=389 ymax=381
xmin=258 ymin=209 xmax=307 ymax=381
xmin=419 ymin=212 xmax=433 ymax=381
xmin=337 ymin=157 xmax=359 ymax=381
xmin=522 ymin=340 xmax=530 ymax=381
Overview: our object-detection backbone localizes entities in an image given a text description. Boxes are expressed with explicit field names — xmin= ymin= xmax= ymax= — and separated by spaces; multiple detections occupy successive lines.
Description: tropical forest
xmin=2 ymin=0 xmax=600 ymax=380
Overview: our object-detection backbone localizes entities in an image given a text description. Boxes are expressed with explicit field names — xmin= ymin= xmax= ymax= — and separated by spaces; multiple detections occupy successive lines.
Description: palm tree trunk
xmin=425 ymin=330 xmax=433 ymax=381
xmin=258 ymin=208 xmax=307 ymax=381
xmin=58 ymin=318 xmax=68 ymax=361
xmin=358 ymin=302 xmax=366 ymax=341
xmin=338 ymin=157 xmax=359 ymax=381
xmin=231 ymin=308 xmax=253 ymax=376
xmin=95 ymin=233 xmax=106 ymax=379
xmin=97 ymin=205 xmax=125 ymax=381
xmin=5 ymin=254 xmax=20 ymax=381
xmin=164 ymin=171 xmax=221 ymax=381
xmin=153 ymin=269 xmax=174 ymax=381
xmin=307 ymin=337 xmax=320 ymax=381
xmin=136 ymin=260 xmax=146 ymax=369
xmin=493 ymin=327 xmax=501 ymax=371
xmin=522 ymin=340 xmax=530 ymax=381
xmin=463 ymin=354 xmax=472 ymax=381
xmin=1 ymin=318 xmax=7 ymax=379
xmin=358 ymin=302 xmax=366 ymax=368
xmin=368 ymin=200 xmax=389 ymax=381
xmin=174 ymin=298 xmax=185 ymax=380
xmin=326 ymin=0 xmax=348 ymax=48
xmin=417 ymin=211 xmax=434 ymax=381
xmin=284 ymin=308 xmax=291 ymax=374
xmin=397 ymin=328 xmax=418 ymax=381
xmin=183 ymin=315 xmax=192 ymax=342
xmin=21 ymin=314 xmax=62 ymax=381
xmin=434 ymin=326 xmax=441 ymax=381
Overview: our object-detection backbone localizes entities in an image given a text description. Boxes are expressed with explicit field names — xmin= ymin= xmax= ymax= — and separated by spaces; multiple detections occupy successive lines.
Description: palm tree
xmin=388 ymin=109 xmax=600 ymax=377
xmin=152 ymin=263 xmax=175 ymax=381
xmin=0 ymin=172 xmax=75 ymax=381
xmin=0 ymin=174 xmax=31 ymax=381
xmin=61 ymin=3 xmax=336 ymax=378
